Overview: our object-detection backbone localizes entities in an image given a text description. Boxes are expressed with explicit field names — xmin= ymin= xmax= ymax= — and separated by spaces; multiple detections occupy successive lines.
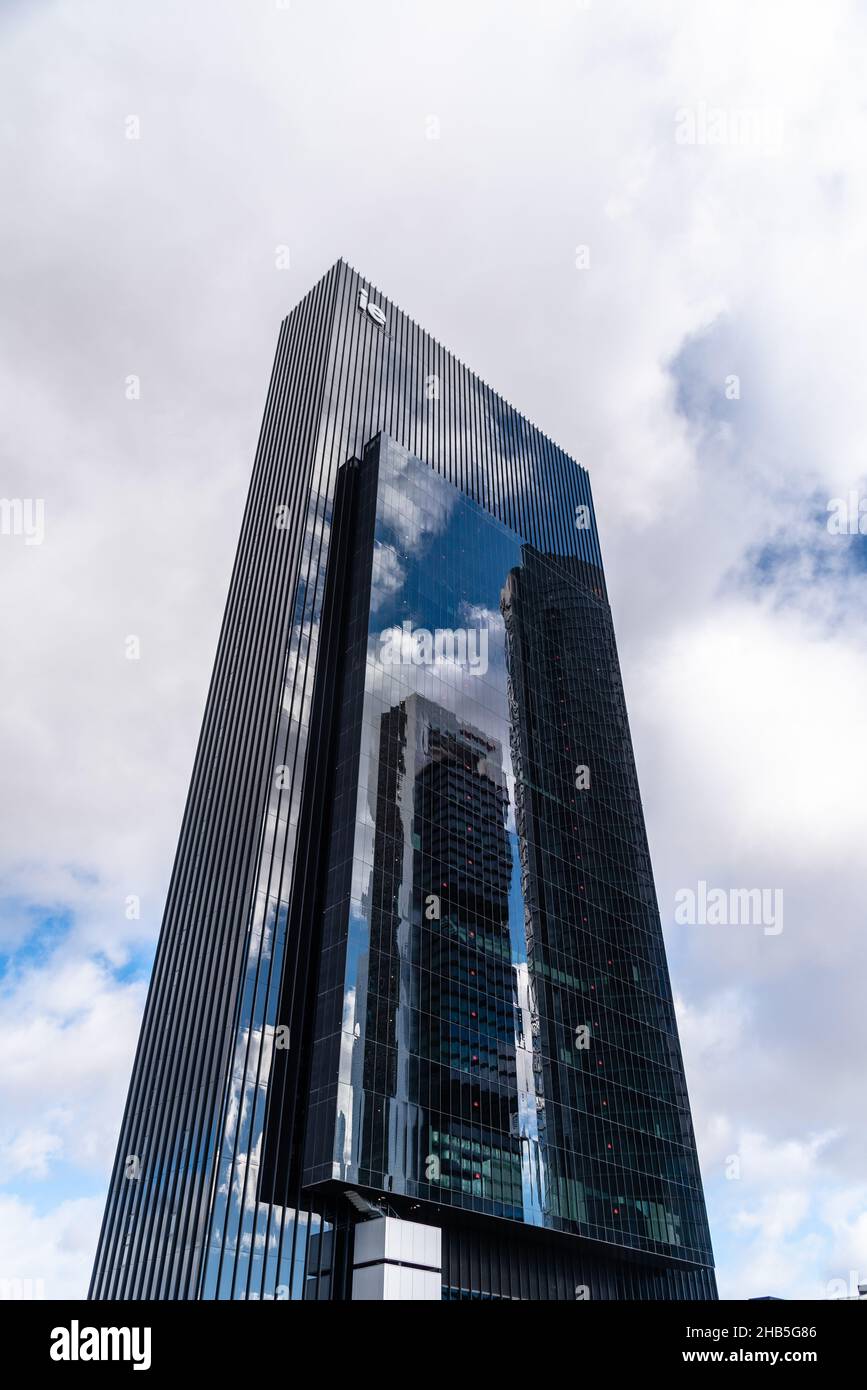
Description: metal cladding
xmin=90 ymin=261 xmax=715 ymax=1301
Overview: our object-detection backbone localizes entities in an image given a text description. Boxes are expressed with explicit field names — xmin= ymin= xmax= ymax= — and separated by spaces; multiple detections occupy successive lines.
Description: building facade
xmin=90 ymin=260 xmax=716 ymax=1301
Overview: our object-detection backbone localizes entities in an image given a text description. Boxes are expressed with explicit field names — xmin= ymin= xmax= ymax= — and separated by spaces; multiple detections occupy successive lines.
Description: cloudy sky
xmin=1 ymin=0 xmax=865 ymax=1300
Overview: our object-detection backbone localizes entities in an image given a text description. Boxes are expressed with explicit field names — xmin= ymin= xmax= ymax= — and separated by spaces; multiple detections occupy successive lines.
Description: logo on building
xmin=358 ymin=285 xmax=387 ymax=329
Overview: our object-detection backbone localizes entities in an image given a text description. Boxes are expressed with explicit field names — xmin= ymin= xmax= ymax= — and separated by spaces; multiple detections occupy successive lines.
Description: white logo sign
xmin=358 ymin=285 xmax=387 ymax=329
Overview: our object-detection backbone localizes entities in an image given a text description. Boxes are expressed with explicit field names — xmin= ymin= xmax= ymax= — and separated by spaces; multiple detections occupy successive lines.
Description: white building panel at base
xmin=351 ymin=1217 xmax=442 ymax=1301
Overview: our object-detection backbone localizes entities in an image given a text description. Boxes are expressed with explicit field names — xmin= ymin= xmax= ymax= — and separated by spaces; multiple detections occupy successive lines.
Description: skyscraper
xmin=90 ymin=260 xmax=716 ymax=1301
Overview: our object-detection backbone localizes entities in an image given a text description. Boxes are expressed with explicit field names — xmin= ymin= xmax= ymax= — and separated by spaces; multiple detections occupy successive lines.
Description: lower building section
xmin=437 ymin=1213 xmax=716 ymax=1301
xmin=351 ymin=1217 xmax=442 ymax=1301
xmin=309 ymin=1192 xmax=716 ymax=1301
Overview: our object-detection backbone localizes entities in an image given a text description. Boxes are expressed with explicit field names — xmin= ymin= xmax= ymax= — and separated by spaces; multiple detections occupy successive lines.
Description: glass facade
xmin=304 ymin=435 xmax=713 ymax=1270
xmin=90 ymin=261 xmax=715 ymax=1300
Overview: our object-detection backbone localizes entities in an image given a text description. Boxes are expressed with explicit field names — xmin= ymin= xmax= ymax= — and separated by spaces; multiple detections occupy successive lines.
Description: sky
xmin=1 ymin=0 xmax=865 ymax=1301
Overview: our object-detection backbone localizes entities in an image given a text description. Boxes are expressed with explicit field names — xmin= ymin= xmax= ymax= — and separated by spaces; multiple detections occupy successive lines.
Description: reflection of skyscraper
xmin=358 ymin=695 xmax=522 ymax=1218
xmin=92 ymin=263 xmax=715 ymax=1300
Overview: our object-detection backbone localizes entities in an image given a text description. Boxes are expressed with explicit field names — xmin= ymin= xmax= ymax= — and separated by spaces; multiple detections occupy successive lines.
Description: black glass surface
xmin=306 ymin=433 xmax=713 ymax=1266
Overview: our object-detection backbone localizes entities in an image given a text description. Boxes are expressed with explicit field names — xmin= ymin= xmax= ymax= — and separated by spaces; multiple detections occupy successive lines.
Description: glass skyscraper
xmin=90 ymin=260 xmax=716 ymax=1301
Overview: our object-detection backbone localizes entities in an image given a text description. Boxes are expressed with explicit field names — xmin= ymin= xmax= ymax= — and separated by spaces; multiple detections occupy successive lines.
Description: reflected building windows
xmin=303 ymin=433 xmax=715 ymax=1283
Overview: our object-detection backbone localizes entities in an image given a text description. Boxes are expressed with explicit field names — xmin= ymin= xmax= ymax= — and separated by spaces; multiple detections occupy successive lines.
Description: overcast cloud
xmin=1 ymin=0 xmax=865 ymax=1300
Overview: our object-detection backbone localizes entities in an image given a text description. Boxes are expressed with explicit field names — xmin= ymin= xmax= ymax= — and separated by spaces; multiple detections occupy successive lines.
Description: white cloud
xmin=0 ymin=954 xmax=144 ymax=1179
xmin=0 ymin=1194 xmax=101 ymax=1301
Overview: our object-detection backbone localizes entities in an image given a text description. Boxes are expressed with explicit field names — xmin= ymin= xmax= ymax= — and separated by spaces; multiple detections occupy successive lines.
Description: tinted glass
xmin=306 ymin=434 xmax=713 ymax=1265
